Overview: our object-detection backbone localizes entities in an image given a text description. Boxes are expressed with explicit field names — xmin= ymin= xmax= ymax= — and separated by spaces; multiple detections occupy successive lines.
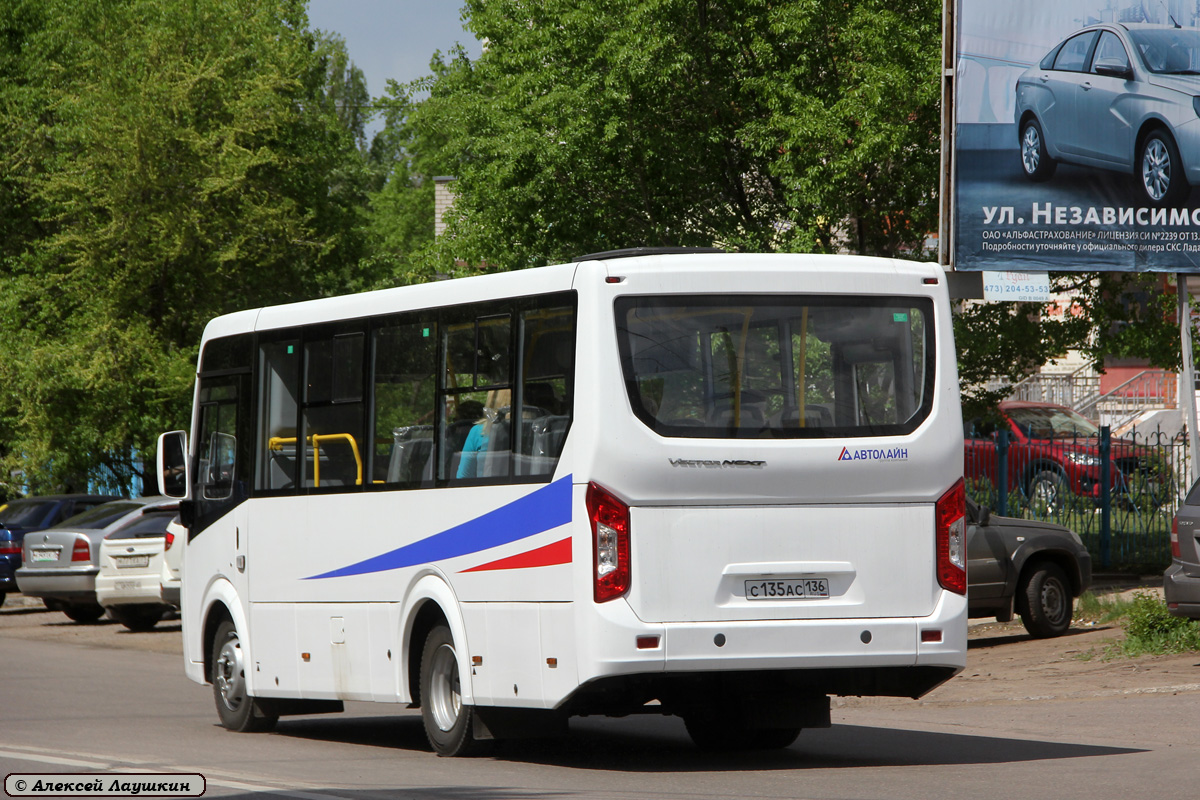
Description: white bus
xmin=158 ymin=250 xmax=967 ymax=755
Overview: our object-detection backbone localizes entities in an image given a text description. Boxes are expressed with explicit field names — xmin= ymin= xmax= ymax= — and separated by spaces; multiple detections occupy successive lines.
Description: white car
xmin=17 ymin=497 xmax=176 ymax=623
xmin=95 ymin=508 xmax=181 ymax=630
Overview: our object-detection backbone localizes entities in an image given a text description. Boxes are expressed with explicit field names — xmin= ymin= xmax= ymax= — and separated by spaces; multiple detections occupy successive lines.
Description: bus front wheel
xmin=419 ymin=624 xmax=484 ymax=756
xmin=211 ymin=619 xmax=278 ymax=732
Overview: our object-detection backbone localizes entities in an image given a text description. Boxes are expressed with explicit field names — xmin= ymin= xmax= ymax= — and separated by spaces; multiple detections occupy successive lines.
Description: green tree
xmin=954 ymin=272 xmax=1184 ymax=419
xmin=388 ymin=0 xmax=940 ymax=275
xmin=0 ymin=0 xmax=380 ymax=493
xmin=362 ymin=74 xmax=448 ymax=284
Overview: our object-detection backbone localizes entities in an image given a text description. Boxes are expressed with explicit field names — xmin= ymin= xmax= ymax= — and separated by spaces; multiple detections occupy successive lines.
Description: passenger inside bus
xmin=456 ymin=389 xmax=510 ymax=479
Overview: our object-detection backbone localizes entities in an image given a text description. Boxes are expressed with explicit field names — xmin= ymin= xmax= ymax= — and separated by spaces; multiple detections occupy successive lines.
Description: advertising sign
xmin=982 ymin=271 xmax=1052 ymax=301
xmin=953 ymin=0 xmax=1200 ymax=271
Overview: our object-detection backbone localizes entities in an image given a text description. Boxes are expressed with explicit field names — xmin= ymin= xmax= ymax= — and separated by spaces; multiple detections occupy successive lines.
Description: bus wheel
xmin=684 ymin=714 xmax=801 ymax=751
xmin=419 ymin=624 xmax=483 ymax=756
xmin=212 ymin=619 xmax=277 ymax=732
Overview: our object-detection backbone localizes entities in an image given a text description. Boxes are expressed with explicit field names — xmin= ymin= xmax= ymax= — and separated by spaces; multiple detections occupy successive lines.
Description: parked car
xmin=964 ymin=400 xmax=1166 ymax=513
xmin=967 ymin=496 xmax=1093 ymax=638
xmin=1016 ymin=23 xmax=1200 ymax=205
xmin=0 ymin=494 xmax=123 ymax=607
xmin=95 ymin=508 xmax=180 ymax=630
xmin=1165 ymin=477 xmax=1200 ymax=619
xmin=15 ymin=497 xmax=174 ymax=622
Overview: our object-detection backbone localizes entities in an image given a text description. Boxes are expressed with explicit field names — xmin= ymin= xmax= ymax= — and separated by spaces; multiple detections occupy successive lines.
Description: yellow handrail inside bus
xmin=267 ymin=434 xmax=363 ymax=487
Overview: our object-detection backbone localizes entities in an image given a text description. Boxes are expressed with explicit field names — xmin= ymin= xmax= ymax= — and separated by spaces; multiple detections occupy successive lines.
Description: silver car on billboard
xmin=1015 ymin=23 xmax=1200 ymax=206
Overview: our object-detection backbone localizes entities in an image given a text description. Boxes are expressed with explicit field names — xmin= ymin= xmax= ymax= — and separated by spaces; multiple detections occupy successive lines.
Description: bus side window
xmin=372 ymin=322 xmax=437 ymax=486
xmin=301 ymin=333 xmax=365 ymax=489
xmin=517 ymin=305 xmax=575 ymax=477
xmin=258 ymin=339 xmax=301 ymax=492
xmin=442 ymin=315 xmax=512 ymax=483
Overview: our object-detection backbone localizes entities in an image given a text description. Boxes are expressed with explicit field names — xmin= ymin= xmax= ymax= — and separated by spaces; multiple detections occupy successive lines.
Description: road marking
xmin=0 ymin=749 xmax=111 ymax=770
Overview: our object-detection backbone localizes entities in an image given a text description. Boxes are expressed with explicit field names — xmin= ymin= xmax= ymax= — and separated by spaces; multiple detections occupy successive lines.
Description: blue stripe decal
xmin=304 ymin=475 xmax=574 ymax=580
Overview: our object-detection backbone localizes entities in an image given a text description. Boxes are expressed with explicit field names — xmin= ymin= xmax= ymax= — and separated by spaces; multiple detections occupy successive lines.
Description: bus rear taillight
xmin=936 ymin=479 xmax=966 ymax=595
xmin=587 ymin=482 xmax=630 ymax=603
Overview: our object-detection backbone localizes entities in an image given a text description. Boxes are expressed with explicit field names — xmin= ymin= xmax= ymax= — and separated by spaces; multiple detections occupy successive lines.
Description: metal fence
xmin=964 ymin=426 xmax=1187 ymax=572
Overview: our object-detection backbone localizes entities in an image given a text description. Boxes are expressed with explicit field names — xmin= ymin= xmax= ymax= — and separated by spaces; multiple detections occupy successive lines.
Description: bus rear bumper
xmin=578 ymin=591 xmax=966 ymax=702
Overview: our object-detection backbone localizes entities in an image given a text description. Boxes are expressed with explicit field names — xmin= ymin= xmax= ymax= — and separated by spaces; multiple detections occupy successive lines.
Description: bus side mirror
xmin=158 ymin=430 xmax=190 ymax=499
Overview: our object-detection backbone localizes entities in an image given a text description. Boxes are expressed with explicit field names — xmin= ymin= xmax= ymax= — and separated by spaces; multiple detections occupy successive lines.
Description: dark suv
xmin=967 ymin=497 xmax=1093 ymax=638
xmin=1165 ymin=477 xmax=1200 ymax=619
xmin=0 ymin=494 xmax=123 ymax=606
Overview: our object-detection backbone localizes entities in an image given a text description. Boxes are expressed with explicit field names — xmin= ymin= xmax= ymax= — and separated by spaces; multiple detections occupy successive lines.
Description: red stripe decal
xmin=460 ymin=537 xmax=572 ymax=573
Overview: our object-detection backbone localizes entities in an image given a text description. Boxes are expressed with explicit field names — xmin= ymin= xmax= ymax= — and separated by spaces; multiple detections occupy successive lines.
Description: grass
xmin=1072 ymin=590 xmax=1200 ymax=660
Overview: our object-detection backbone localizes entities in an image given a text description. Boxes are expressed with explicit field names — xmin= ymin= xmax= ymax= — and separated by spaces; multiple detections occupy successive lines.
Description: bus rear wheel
xmin=419 ymin=624 xmax=485 ymax=756
xmin=211 ymin=619 xmax=277 ymax=732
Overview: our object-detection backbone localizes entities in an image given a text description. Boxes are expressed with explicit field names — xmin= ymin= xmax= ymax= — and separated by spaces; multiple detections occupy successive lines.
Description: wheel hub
xmin=215 ymin=636 xmax=245 ymax=712
xmin=1142 ymin=139 xmax=1171 ymax=201
xmin=1042 ymin=579 xmax=1066 ymax=622
xmin=1022 ymin=127 xmax=1041 ymax=174
xmin=428 ymin=643 xmax=462 ymax=732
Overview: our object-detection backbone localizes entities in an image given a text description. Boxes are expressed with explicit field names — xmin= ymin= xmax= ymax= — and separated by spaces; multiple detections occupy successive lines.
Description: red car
xmin=964 ymin=400 xmax=1164 ymax=512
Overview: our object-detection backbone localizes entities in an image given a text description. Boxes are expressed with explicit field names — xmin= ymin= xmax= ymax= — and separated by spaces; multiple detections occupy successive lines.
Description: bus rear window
xmin=615 ymin=295 xmax=934 ymax=439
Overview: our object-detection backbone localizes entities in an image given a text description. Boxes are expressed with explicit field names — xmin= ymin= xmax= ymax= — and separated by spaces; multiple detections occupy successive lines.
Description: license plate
xmin=31 ymin=549 xmax=59 ymax=563
xmin=115 ymin=555 xmax=150 ymax=569
xmin=744 ymin=577 xmax=829 ymax=600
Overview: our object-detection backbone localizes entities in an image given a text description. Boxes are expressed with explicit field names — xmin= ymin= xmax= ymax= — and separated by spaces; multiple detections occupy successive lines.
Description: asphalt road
xmin=2 ymin=597 xmax=1199 ymax=800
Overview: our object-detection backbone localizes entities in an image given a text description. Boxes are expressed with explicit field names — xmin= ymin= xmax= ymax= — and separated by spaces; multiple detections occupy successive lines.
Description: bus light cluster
xmin=936 ymin=479 xmax=966 ymax=595
xmin=587 ymin=482 xmax=631 ymax=603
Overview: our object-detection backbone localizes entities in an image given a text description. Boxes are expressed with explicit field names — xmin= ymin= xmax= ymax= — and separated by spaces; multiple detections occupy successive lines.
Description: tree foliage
xmin=380 ymin=0 xmax=941 ymax=275
xmin=0 ymin=0 xmax=380 ymax=493
xmin=954 ymin=272 xmax=1184 ymax=419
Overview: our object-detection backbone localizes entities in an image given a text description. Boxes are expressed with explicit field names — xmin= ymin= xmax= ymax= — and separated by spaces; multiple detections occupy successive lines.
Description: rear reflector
xmin=71 ymin=538 xmax=90 ymax=562
xmin=921 ymin=629 xmax=943 ymax=643
xmin=587 ymin=482 xmax=631 ymax=603
xmin=935 ymin=479 xmax=967 ymax=595
xmin=636 ymin=636 xmax=660 ymax=650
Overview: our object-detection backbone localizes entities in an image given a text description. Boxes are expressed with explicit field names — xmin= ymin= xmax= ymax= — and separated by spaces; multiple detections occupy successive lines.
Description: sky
xmin=306 ymin=1 xmax=483 ymax=137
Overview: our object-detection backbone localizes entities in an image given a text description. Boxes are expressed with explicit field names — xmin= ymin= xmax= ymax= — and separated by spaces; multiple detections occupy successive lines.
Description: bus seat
xmin=532 ymin=415 xmax=570 ymax=457
xmin=387 ymin=431 xmax=434 ymax=484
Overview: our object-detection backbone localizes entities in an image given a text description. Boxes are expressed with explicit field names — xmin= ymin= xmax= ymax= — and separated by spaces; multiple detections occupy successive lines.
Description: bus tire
xmin=212 ymin=619 xmax=278 ymax=732
xmin=419 ymin=624 xmax=483 ymax=756
xmin=1017 ymin=561 xmax=1073 ymax=639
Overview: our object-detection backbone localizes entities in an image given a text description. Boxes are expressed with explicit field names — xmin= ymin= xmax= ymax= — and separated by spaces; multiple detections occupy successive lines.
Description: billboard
xmin=952 ymin=0 xmax=1200 ymax=271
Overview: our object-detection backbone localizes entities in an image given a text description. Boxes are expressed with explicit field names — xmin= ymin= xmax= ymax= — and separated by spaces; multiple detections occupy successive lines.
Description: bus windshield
xmin=615 ymin=295 xmax=933 ymax=438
